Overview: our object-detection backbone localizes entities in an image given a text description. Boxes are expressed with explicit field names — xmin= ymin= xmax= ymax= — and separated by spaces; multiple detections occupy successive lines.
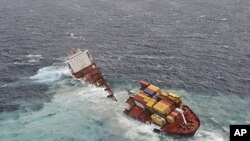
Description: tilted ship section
xmin=124 ymin=80 xmax=200 ymax=136
xmin=66 ymin=48 xmax=117 ymax=101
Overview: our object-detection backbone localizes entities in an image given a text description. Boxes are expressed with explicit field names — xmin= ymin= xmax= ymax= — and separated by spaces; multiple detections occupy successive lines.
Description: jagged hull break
xmin=124 ymin=80 xmax=200 ymax=136
xmin=66 ymin=48 xmax=117 ymax=101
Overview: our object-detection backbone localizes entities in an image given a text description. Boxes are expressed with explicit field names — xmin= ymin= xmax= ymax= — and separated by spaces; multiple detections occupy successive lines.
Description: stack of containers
xmin=166 ymin=108 xmax=181 ymax=124
xmin=136 ymin=92 xmax=157 ymax=112
xmin=145 ymin=98 xmax=157 ymax=112
xmin=160 ymin=92 xmax=182 ymax=107
xmin=167 ymin=92 xmax=181 ymax=103
xmin=143 ymin=84 xmax=161 ymax=97
xmin=148 ymin=84 xmax=161 ymax=94
xmin=143 ymin=89 xmax=155 ymax=97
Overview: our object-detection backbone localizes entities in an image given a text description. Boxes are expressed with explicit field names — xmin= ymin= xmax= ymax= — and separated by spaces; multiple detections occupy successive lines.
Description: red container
xmin=140 ymin=80 xmax=150 ymax=89
xmin=169 ymin=109 xmax=181 ymax=121
xmin=171 ymin=110 xmax=180 ymax=117
xmin=133 ymin=95 xmax=146 ymax=106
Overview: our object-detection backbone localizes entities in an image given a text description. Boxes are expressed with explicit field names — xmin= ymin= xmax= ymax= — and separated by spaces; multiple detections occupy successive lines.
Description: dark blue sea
xmin=0 ymin=0 xmax=250 ymax=141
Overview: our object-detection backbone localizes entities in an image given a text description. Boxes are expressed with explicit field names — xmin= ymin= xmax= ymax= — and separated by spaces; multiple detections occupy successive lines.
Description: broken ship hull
xmin=66 ymin=49 xmax=116 ymax=101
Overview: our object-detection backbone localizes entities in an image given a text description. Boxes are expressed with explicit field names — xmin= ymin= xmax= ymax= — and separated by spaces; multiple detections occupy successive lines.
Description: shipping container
xmin=143 ymin=88 xmax=155 ymax=97
xmin=140 ymin=80 xmax=150 ymax=89
xmin=151 ymin=114 xmax=166 ymax=127
xmin=160 ymin=92 xmax=168 ymax=97
xmin=137 ymin=92 xmax=149 ymax=99
xmin=148 ymin=84 xmax=161 ymax=94
xmin=153 ymin=101 xmax=172 ymax=115
xmin=171 ymin=109 xmax=181 ymax=118
xmin=166 ymin=115 xmax=175 ymax=124
xmin=146 ymin=99 xmax=157 ymax=112
xmin=165 ymin=92 xmax=181 ymax=104
xmin=160 ymin=92 xmax=181 ymax=107
xmin=137 ymin=92 xmax=156 ymax=104
xmin=166 ymin=108 xmax=181 ymax=124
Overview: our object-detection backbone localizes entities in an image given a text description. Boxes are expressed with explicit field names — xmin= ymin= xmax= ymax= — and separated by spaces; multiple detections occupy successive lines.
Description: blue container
xmin=143 ymin=89 xmax=155 ymax=97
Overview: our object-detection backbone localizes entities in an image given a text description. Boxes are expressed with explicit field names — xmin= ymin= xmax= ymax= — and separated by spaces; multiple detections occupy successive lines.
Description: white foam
xmin=30 ymin=66 xmax=70 ymax=84
xmin=14 ymin=54 xmax=43 ymax=65
xmin=28 ymin=59 xmax=39 ymax=63
xmin=69 ymin=33 xmax=83 ymax=39
xmin=195 ymin=130 xmax=225 ymax=141
xmin=200 ymin=15 xmax=206 ymax=18
xmin=26 ymin=54 xmax=43 ymax=59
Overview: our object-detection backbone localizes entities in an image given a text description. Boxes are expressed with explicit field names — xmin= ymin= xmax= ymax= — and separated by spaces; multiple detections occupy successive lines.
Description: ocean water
xmin=0 ymin=0 xmax=250 ymax=141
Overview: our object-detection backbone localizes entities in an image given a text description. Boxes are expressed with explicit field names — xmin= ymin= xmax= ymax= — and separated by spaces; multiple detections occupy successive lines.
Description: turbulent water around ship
xmin=0 ymin=0 xmax=250 ymax=141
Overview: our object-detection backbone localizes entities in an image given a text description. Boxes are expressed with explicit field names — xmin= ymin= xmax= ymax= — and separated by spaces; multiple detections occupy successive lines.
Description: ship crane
xmin=176 ymin=108 xmax=187 ymax=125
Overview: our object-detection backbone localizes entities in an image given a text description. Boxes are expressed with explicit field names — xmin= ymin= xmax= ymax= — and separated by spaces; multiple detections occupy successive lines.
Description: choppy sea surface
xmin=0 ymin=0 xmax=250 ymax=141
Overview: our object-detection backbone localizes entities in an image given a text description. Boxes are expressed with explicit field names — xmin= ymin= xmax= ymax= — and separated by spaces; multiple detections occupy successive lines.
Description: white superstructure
xmin=67 ymin=50 xmax=93 ymax=73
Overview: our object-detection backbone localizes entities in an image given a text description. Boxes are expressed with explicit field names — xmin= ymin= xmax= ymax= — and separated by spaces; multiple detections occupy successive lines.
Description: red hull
xmin=124 ymin=96 xmax=200 ymax=136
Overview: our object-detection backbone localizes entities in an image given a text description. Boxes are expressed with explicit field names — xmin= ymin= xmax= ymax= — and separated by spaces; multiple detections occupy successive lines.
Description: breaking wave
xmin=13 ymin=54 xmax=43 ymax=65
xmin=30 ymin=66 xmax=70 ymax=83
